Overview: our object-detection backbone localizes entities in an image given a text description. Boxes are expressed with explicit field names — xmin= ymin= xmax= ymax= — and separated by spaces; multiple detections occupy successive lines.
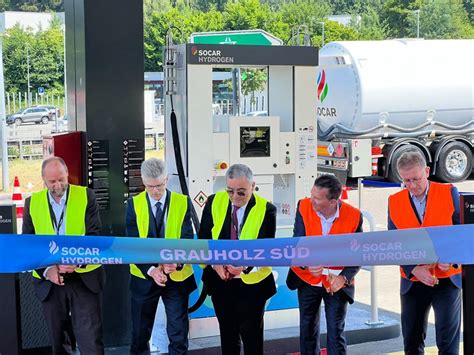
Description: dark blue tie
xmin=155 ymin=201 xmax=164 ymax=238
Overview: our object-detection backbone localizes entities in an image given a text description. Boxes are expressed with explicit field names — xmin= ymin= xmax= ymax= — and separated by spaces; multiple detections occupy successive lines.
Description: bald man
xmin=22 ymin=156 xmax=105 ymax=355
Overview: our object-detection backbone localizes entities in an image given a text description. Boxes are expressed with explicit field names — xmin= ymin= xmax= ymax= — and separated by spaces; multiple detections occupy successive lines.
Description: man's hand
xmin=57 ymin=265 xmax=78 ymax=273
xmin=150 ymin=266 xmax=167 ymax=287
xmin=329 ymin=275 xmax=347 ymax=294
xmin=308 ymin=265 xmax=324 ymax=277
xmin=46 ymin=266 xmax=64 ymax=286
xmin=436 ymin=263 xmax=451 ymax=272
xmin=162 ymin=264 xmax=177 ymax=275
xmin=225 ymin=265 xmax=244 ymax=276
xmin=412 ymin=265 xmax=438 ymax=286
xmin=212 ymin=265 xmax=230 ymax=281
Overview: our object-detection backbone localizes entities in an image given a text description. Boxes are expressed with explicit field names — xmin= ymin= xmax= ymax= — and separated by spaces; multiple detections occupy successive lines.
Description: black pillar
xmin=65 ymin=0 xmax=144 ymax=346
xmin=461 ymin=193 xmax=474 ymax=355
xmin=0 ymin=206 xmax=20 ymax=355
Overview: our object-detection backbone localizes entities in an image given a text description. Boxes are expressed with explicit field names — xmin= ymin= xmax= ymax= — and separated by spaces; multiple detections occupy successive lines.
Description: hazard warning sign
xmin=194 ymin=191 xmax=208 ymax=207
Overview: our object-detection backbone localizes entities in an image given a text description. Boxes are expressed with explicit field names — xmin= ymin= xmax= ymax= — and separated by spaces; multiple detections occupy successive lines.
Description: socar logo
xmin=49 ymin=241 xmax=59 ymax=255
xmin=350 ymin=239 xmax=361 ymax=252
xmin=317 ymin=69 xmax=328 ymax=103
xmin=191 ymin=46 xmax=198 ymax=55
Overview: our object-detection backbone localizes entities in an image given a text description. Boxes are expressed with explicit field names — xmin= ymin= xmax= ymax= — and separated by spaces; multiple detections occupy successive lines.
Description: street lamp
xmin=26 ymin=46 xmax=31 ymax=106
xmin=412 ymin=9 xmax=420 ymax=38
xmin=319 ymin=22 xmax=325 ymax=46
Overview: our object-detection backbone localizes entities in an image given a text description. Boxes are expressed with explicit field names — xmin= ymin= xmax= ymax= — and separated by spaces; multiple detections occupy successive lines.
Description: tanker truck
xmin=316 ymin=39 xmax=474 ymax=183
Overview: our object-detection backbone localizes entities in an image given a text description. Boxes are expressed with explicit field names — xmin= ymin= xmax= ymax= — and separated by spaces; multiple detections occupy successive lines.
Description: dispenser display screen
xmin=240 ymin=126 xmax=271 ymax=157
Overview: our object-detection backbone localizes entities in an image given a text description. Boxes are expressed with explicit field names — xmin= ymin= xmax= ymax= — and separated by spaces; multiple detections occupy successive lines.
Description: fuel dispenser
xmin=164 ymin=42 xmax=318 ymax=337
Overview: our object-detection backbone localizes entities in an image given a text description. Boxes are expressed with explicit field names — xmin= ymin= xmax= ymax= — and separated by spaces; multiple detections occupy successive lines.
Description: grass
xmin=0 ymin=148 xmax=165 ymax=193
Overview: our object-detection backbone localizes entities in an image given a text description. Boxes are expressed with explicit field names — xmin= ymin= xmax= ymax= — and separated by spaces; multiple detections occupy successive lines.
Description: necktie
xmin=155 ymin=201 xmax=164 ymax=238
xmin=230 ymin=206 xmax=239 ymax=240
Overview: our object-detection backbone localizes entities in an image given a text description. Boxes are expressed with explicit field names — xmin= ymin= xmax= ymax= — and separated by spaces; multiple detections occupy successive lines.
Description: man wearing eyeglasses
xmin=286 ymin=174 xmax=363 ymax=355
xmin=199 ymin=164 xmax=276 ymax=355
xmin=125 ymin=158 xmax=196 ymax=355
xmin=388 ymin=149 xmax=461 ymax=355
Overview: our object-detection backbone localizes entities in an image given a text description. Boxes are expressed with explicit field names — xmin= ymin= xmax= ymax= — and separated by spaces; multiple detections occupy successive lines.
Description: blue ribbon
xmin=1 ymin=224 xmax=473 ymax=273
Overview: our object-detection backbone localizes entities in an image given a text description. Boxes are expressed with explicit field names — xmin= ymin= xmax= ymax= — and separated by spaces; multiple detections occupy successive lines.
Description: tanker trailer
xmin=316 ymin=39 xmax=474 ymax=183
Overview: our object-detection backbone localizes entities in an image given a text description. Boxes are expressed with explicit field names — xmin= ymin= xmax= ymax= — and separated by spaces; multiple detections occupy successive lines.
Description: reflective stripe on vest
xmin=30 ymin=185 xmax=100 ymax=279
xmin=388 ymin=181 xmax=460 ymax=280
xmin=129 ymin=191 xmax=193 ymax=282
xmin=211 ymin=191 xmax=272 ymax=285
xmin=291 ymin=199 xmax=361 ymax=286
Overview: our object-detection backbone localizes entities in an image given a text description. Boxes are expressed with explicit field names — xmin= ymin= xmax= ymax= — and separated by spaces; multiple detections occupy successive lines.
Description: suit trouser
xmin=401 ymin=278 xmax=461 ymax=355
xmin=41 ymin=278 xmax=104 ymax=355
xmin=297 ymin=283 xmax=348 ymax=355
xmin=130 ymin=283 xmax=190 ymax=355
xmin=211 ymin=279 xmax=267 ymax=355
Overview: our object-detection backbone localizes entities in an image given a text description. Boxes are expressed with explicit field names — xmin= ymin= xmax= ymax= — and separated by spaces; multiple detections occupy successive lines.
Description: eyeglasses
xmin=145 ymin=183 xmax=166 ymax=190
xmin=226 ymin=188 xmax=246 ymax=197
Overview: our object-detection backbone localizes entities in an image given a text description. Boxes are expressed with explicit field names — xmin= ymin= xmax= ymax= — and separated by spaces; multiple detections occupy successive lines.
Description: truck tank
xmin=316 ymin=39 xmax=474 ymax=140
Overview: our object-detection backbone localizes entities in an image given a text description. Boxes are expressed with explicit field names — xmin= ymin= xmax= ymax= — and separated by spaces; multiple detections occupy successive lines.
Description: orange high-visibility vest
xmin=388 ymin=181 xmax=461 ymax=280
xmin=291 ymin=198 xmax=361 ymax=286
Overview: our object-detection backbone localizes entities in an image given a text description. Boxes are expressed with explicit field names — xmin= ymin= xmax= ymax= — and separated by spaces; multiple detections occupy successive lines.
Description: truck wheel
xmin=435 ymin=141 xmax=472 ymax=183
xmin=41 ymin=116 xmax=49 ymax=124
xmin=15 ymin=118 xmax=22 ymax=126
xmin=388 ymin=145 xmax=425 ymax=182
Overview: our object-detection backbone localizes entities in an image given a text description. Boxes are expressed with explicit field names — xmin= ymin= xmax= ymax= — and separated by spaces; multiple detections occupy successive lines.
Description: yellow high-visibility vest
xmin=211 ymin=191 xmax=272 ymax=284
xmin=30 ymin=185 xmax=101 ymax=278
xmin=129 ymin=191 xmax=193 ymax=282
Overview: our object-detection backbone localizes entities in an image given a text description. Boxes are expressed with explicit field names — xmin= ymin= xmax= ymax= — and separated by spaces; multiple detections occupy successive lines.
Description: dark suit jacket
xmin=286 ymin=200 xmax=363 ymax=304
xmin=22 ymin=187 xmax=105 ymax=302
xmin=198 ymin=193 xmax=277 ymax=302
xmin=126 ymin=190 xmax=196 ymax=299
xmin=388 ymin=184 xmax=461 ymax=294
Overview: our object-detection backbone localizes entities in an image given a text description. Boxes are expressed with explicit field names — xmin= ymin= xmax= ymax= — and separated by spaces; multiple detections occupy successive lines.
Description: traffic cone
xmin=341 ymin=185 xmax=349 ymax=200
xmin=12 ymin=176 xmax=24 ymax=218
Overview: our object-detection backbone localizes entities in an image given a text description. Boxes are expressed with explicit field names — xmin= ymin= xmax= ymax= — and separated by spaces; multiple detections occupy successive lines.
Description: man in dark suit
xmin=199 ymin=164 xmax=276 ymax=355
xmin=388 ymin=150 xmax=461 ymax=354
xmin=126 ymin=158 xmax=196 ymax=355
xmin=22 ymin=156 xmax=104 ymax=355
xmin=286 ymin=174 xmax=363 ymax=355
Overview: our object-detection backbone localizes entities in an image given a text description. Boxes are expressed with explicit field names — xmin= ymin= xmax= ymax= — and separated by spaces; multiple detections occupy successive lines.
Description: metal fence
xmin=5 ymin=92 xmax=64 ymax=114
xmin=213 ymin=94 xmax=266 ymax=116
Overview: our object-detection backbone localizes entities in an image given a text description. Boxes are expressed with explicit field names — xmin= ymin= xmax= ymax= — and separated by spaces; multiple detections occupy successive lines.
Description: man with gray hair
xmin=126 ymin=158 xmax=196 ymax=355
xmin=388 ymin=149 xmax=461 ymax=354
xmin=199 ymin=163 xmax=277 ymax=354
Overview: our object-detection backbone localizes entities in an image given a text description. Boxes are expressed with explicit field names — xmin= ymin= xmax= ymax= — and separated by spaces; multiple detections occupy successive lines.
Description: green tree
xmin=405 ymin=0 xmax=474 ymax=39
xmin=350 ymin=0 xmax=387 ymax=40
xmin=222 ymin=0 xmax=271 ymax=31
xmin=2 ymin=20 xmax=64 ymax=95
xmin=240 ymin=68 xmax=266 ymax=103
xmin=327 ymin=0 xmax=356 ymax=14
xmin=194 ymin=0 xmax=227 ymax=12
xmin=144 ymin=7 xmax=224 ymax=71
xmin=9 ymin=0 xmax=63 ymax=11
xmin=464 ymin=0 xmax=473 ymax=24
xmin=267 ymin=0 xmax=331 ymax=44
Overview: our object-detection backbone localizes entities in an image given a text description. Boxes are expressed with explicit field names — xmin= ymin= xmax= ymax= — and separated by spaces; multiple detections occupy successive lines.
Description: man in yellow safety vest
xmin=126 ymin=158 xmax=196 ymax=355
xmin=22 ymin=156 xmax=104 ymax=355
xmin=199 ymin=163 xmax=276 ymax=355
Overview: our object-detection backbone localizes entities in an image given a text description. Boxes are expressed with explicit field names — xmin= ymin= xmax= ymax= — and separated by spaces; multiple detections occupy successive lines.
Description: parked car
xmin=37 ymin=105 xmax=60 ymax=120
xmin=6 ymin=107 xmax=52 ymax=125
